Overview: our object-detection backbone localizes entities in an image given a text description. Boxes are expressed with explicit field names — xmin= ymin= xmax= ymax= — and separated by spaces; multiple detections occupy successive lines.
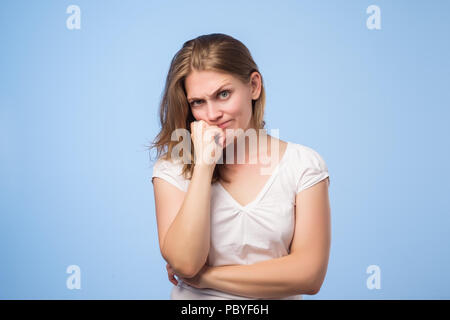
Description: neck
xmin=223 ymin=129 xmax=272 ymax=166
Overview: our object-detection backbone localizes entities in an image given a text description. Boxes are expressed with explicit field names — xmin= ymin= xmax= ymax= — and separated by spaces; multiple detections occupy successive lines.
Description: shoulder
xmin=286 ymin=142 xmax=330 ymax=193
xmin=288 ymin=142 xmax=328 ymax=168
xmin=153 ymin=155 xmax=185 ymax=172
xmin=152 ymin=155 xmax=189 ymax=192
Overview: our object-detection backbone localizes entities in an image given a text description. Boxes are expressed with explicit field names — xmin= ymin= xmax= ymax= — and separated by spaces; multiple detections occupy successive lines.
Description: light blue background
xmin=1 ymin=0 xmax=449 ymax=299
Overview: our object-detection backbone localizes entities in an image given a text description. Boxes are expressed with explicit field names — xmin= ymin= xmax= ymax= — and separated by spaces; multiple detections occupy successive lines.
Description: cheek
xmin=191 ymin=108 xmax=202 ymax=120
xmin=226 ymin=96 xmax=247 ymax=116
xmin=226 ymin=104 xmax=240 ymax=116
xmin=229 ymin=101 xmax=252 ymax=121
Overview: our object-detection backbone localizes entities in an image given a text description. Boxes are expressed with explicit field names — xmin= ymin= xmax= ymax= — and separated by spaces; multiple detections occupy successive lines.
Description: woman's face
xmin=185 ymin=69 xmax=261 ymax=135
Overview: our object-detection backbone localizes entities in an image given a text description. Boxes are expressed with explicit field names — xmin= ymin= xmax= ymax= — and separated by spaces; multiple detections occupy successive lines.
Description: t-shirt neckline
xmin=216 ymin=141 xmax=291 ymax=211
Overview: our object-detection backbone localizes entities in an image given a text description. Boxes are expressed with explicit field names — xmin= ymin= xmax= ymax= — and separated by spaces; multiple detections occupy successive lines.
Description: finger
xmin=171 ymin=274 xmax=178 ymax=286
xmin=166 ymin=264 xmax=178 ymax=285
xmin=168 ymin=269 xmax=177 ymax=280
xmin=191 ymin=121 xmax=199 ymax=135
xmin=215 ymin=129 xmax=227 ymax=149
xmin=168 ymin=271 xmax=178 ymax=285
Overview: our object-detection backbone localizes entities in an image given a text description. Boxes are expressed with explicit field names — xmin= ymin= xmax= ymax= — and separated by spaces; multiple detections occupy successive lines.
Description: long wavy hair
xmin=148 ymin=33 xmax=267 ymax=184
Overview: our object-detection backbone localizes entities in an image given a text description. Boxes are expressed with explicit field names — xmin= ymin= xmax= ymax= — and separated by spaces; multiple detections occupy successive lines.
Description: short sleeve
xmin=151 ymin=158 xmax=188 ymax=192
xmin=296 ymin=146 xmax=330 ymax=194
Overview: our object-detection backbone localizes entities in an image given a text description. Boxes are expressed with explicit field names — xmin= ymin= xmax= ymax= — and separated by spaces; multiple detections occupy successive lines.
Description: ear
xmin=250 ymin=71 xmax=262 ymax=100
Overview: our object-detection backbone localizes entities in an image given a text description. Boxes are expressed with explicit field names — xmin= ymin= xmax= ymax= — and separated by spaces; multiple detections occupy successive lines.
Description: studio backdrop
xmin=1 ymin=0 xmax=449 ymax=299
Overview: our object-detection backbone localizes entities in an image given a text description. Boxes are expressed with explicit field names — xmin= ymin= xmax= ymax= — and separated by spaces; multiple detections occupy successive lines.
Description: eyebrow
xmin=187 ymin=83 xmax=232 ymax=102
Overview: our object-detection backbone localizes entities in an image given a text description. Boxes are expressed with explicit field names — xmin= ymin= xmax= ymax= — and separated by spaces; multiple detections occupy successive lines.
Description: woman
xmin=150 ymin=33 xmax=331 ymax=300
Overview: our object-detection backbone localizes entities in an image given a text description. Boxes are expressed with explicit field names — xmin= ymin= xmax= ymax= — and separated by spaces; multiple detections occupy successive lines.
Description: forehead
xmin=185 ymin=70 xmax=238 ymax=98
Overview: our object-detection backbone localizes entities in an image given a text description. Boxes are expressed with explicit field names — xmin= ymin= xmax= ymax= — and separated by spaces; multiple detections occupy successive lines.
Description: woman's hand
xmin=166 ymin=262 xmax=214 ymax=289
xmin=166 ymin=263 xmax=179 ymax=286
xmin=166 ymin=263 xmax=214 ymax=289
xmin=190 ymin=120 xmax=226 ymax=167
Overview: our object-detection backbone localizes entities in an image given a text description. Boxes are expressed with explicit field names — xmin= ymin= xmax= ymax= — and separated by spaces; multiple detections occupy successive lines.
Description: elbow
xmin=308 ymin=284 xmax=321 ymax=295
xmin=304 ymin=259 xmax=329 ymax=295
xmin=307 ymin=274 xmax=326 ymax=295
xmin=171 ymin=263 xmax=201 ymax=279
xmin=299 ymin=279 xmax=321 ymax=296
xmin=172 ymin=266 xmax=198 ymax=279
xmin=161 ymin=248 xmax=203 ymax=278
xmin=290 ymin=276 xmax=322 ymax=296
xmin=160 ymin=240 xmax=208 ymax=278
xmin=292 ymin=268 xmax=325 ymax=296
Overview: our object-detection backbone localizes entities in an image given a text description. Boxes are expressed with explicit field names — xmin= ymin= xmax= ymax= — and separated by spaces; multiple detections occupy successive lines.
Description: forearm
xmin=207 ymin=253 xmax=318 ymax=299
xmin=162 ymin=164 xmax=214 ymax=277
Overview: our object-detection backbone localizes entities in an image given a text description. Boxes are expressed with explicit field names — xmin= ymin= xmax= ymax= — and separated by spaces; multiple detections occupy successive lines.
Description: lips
xmin=218 ymin=120 xmax=232 ymax=129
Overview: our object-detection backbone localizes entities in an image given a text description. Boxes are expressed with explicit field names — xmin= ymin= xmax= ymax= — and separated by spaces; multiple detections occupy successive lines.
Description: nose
xmin=205 ymin=102 xmax=223 ymax=122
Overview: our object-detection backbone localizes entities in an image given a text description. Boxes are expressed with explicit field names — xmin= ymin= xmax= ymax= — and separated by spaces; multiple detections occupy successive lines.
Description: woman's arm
xmin=155 ymin=121 xmax=225 ymax=279
xmin=205 ymin=251 xmax=320 ymax=298
xmin=156 ymin=164 xmax=215 ymax=278
xmin=182 ymin=178 xmax=331 ymax=298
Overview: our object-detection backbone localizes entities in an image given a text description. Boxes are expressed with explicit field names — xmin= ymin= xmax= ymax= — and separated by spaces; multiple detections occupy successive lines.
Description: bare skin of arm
xmin=154 ymin=164 xmax=214 ymax=278
xmin=153 ymin=120 xmax=225 ymax=278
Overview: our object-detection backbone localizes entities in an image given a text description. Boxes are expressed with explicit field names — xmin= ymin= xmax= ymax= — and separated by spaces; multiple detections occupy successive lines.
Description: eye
xmin=190 ymin=90 xmax=231 ymax=107
xmin=219 ymin=90 xmax=231 ymax=99
xmin=191 ymin=100 xmax=201 ymax=107
xmin=190 ymin=98 xmax=204 ymax=107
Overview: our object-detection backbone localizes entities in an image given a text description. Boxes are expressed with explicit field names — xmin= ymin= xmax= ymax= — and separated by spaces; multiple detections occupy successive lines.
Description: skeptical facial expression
xmin=185 ymin=69 xmax=261 ymax=133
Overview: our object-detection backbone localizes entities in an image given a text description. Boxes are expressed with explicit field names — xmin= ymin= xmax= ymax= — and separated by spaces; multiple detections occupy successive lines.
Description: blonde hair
xmin=148 ymin=33 xmax=267 ymax=184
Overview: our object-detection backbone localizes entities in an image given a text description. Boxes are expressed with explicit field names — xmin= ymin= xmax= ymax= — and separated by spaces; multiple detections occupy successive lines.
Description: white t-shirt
xmin=151 ymin=141 xmax=330 ymax=300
